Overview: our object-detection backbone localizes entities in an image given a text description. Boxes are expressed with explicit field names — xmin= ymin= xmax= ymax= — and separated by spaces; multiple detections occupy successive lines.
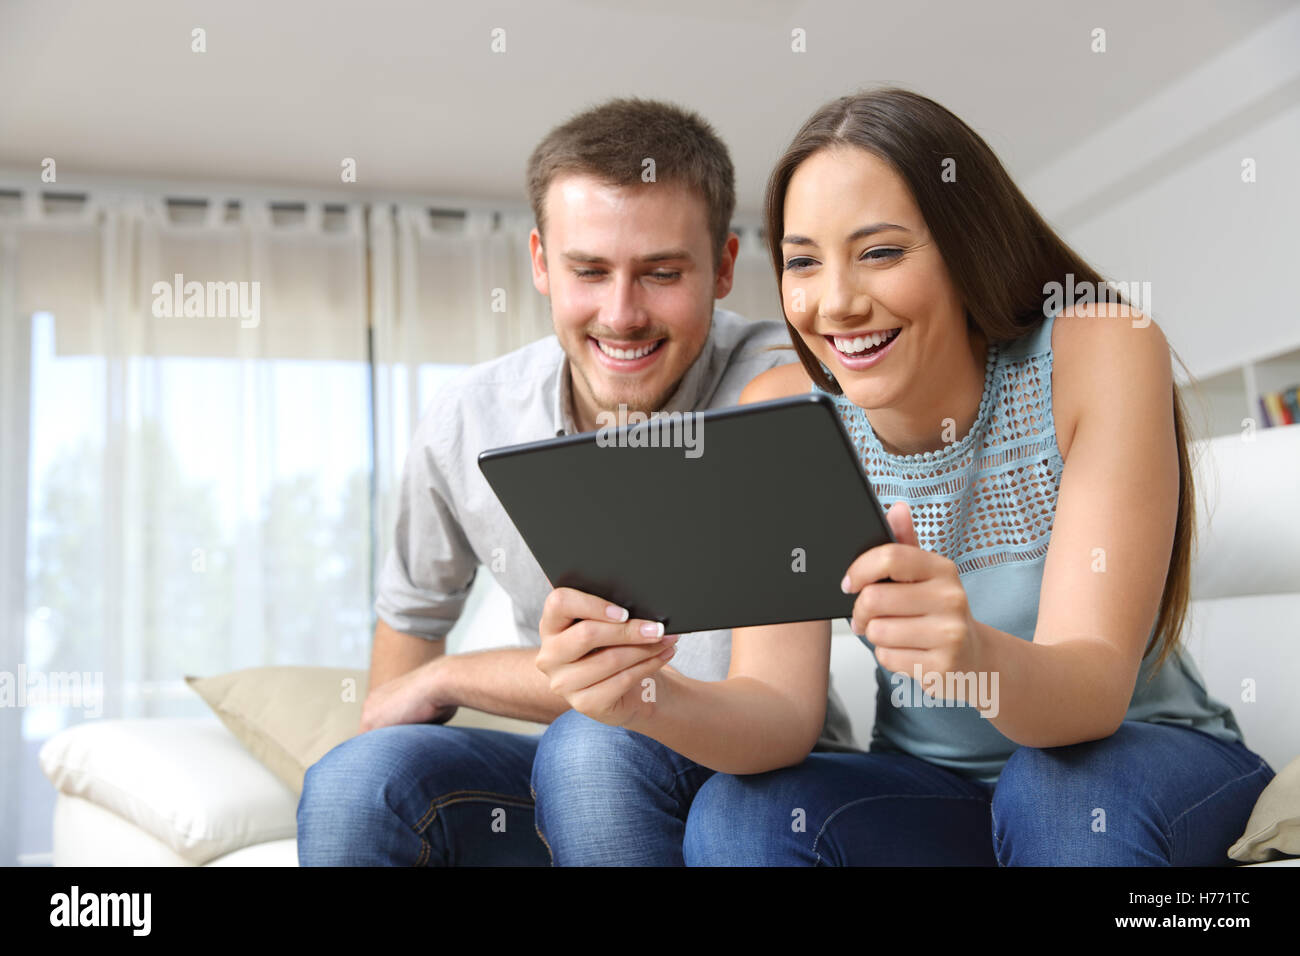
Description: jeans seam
xmin=414 ymin=790 xmax=535 ymax=834
xmin=991 ymin=796 xmax=1004 ymax=865
xmin=1161 ymin=759 xmax=1272 ymax=844
xmin=529 ymin=783 xmax=555 ymax=866
xmin=811 ymin=793 xmax=990 ymax=862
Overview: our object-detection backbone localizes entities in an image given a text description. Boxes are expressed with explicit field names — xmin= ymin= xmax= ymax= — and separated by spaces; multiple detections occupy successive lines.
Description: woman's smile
xmin=824 ymin=326 xmax=902 ymax=370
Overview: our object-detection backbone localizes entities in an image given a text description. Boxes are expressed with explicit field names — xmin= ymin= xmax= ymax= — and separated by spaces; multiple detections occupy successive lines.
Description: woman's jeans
xmin=297 ymin=725 xmax=549 ymax=866
xmin=529 ymin=709 xmax=1275 ymax=865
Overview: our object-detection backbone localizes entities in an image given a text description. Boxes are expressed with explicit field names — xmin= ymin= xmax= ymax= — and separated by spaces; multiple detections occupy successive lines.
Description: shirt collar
xmin=551 ymin=350 xmax=579 ymax=437
xmin=549 ymin=310 xmax=718 ymax=437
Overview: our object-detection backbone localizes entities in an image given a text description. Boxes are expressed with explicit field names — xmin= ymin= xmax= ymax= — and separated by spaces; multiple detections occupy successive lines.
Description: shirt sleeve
xmin=374 ymin=396 xmax=478 ymax=641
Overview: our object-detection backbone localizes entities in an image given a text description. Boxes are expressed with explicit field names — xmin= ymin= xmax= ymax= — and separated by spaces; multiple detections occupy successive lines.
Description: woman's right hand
xmin=536 ymin=587 xmax=679 ymax=727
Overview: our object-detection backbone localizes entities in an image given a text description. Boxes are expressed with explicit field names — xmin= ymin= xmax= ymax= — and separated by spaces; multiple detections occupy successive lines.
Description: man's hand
xmin=360 ymin=657 xmax=458 ymax=733
xmin=535 ymin=587 xmax=678 ymax=727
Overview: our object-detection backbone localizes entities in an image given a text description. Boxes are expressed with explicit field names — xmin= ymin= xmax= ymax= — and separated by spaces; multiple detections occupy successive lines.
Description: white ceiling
xmin=0 ymin=0 xmax=1292 ymax=217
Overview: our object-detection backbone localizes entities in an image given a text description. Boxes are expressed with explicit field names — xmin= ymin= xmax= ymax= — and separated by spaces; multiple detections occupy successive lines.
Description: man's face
xmin=530 ymin=174 xmax=736 ymax=428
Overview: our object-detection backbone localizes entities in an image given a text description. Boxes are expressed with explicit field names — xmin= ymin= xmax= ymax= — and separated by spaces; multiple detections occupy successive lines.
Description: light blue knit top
xmin=814 ymin=313 xmax=1243 ymax=783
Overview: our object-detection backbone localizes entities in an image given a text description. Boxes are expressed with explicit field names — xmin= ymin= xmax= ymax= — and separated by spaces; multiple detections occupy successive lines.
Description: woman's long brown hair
xmin=763 ymin=87 xmax=1194 ymax=680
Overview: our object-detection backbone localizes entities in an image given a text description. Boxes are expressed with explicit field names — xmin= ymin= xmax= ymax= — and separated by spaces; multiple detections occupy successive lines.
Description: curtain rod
xmin=0 ymin=169 xmax=767 ymax=230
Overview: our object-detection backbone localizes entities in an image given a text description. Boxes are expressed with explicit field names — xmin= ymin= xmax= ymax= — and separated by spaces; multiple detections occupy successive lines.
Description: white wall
xmin=1019 ymin=6 xmax=1300 ymax=381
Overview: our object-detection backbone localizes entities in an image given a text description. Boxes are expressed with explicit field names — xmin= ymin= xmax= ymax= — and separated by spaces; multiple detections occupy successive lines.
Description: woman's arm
xmin=536 ymin=360 xmax=836 ymax=774
xmin=965 ymin=303 xmax=1180 ymax=746
xmin=624 ymin=618 xmax=832 ymax=774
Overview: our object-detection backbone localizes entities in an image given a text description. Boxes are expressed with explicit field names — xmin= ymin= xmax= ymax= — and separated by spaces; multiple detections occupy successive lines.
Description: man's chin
xmin=580 ymin=369 xmax=673 ymax=415
xmin=592 ymin=392 xmax=668 ymax=417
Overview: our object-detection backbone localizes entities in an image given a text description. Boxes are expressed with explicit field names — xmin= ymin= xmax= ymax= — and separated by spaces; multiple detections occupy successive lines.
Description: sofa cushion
xmin=186 ymin=666 xmax=548 ymax=795
xmin=1229 ymin=755 xmax=1300 ymax=863
xmin=184 ymin=667 xmax=371 ymax=797
xmin=40 ymin=717 xmax=298 ymax=865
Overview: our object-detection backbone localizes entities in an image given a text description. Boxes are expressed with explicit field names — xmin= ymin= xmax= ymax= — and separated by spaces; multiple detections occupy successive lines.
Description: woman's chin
xmin=839 ymin=379 xmax=892 ymax=413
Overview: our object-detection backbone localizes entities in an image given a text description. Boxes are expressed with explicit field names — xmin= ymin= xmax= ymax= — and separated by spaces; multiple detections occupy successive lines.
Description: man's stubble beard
xmin=574 ymin=359 xmax=680 ymax=418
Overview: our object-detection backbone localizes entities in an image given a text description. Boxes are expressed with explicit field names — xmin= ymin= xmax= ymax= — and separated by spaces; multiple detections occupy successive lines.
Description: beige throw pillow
xmin=186 ymin=666 xmax=548 ymax=796
xmin=1228 ymin=755 xmax=1300 ymax=863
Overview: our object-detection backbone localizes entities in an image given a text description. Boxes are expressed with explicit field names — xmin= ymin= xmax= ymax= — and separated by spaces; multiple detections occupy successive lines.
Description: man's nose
xmin=600 ymin=272 xmax=651 ymax=334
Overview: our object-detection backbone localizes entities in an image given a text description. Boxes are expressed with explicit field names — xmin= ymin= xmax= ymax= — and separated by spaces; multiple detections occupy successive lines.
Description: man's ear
xmin=529 ymin=227 xmax=550 ymax=297
xmin=712 ymin=232 xmax=740 ymax=300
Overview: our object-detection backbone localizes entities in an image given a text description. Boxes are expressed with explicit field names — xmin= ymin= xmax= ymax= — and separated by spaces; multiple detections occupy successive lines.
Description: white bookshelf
xmin=1181 ymin=344 xmax=1300 ymax=442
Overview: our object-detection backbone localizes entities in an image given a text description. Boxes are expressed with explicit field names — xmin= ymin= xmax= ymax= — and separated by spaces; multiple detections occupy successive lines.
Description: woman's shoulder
xmin=738 ymin=359 xmax=814 ymax=405
xmin=1046 ymin=303 xmax=1171 ymax=460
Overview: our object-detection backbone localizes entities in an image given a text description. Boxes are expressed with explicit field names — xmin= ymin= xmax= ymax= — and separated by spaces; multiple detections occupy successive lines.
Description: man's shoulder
xmin=451 ymin=335 xmax=565 ymax=394
xmin=410 ymin=335 xmax=563 ymax=450
xmin=712 ymin=305 xmax=789 ymax=348
xmin=707 ymin=306 xmax=800 ymax=401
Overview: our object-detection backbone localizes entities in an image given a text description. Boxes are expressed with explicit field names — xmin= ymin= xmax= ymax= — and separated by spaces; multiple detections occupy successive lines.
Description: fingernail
xmin=607 ymin=605 xmax=629 ymax=622
xmin=641 ymin=621 xmax=664 ymax=638
xmin=840 ymin=574 xmax=852 ymax=593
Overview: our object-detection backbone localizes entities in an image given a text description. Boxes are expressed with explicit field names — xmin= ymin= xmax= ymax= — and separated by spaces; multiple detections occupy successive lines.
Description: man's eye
xmin=574 ymin=269 xmax=604 ymax=279
xmin=651 ymin=271 xmax=681 ymax=281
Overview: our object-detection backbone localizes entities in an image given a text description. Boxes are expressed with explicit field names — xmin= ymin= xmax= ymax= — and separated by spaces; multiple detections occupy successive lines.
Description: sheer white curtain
xmin=368 ymin=205 xmax=552 ymax=651
xmin=0 ymin=191 xmax=372 ymax=864
xmin=726 ymin=226 xmax=784 ymax=326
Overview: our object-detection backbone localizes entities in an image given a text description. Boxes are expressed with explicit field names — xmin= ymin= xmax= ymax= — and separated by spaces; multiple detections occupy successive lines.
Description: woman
xmin=535 ymin=88 xmax=1274 ymax=865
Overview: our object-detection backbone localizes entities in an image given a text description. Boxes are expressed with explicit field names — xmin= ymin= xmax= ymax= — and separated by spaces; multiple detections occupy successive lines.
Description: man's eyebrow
xmin=781 ymin=222 xmax=909 ymax=246
xmin=561 ymin=249 xmax=695 ymax=264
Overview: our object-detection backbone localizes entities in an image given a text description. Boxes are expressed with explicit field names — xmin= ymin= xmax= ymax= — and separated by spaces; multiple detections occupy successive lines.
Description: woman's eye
xmin=863 ymin=247 xmax=903 ymax=262
xmin=784 ymin=257 xmax=816 ymax=271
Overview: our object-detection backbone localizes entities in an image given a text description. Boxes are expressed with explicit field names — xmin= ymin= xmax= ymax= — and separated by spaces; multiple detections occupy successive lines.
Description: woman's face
xmin=779 ymin=146 xmax=969 ymax=413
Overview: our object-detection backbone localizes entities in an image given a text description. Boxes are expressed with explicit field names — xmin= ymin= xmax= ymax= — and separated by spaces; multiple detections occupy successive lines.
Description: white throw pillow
xmin=39 ymin=717 xmax=298 ymax=865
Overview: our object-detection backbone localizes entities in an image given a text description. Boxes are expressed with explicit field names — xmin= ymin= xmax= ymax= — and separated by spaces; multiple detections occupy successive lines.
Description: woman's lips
xmin=824 ymin=328 xmax=901 ymax=370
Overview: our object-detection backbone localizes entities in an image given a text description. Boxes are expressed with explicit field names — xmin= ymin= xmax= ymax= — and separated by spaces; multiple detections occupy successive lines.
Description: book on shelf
xmin=1258 ymin=385 xmax=1299 ymax=426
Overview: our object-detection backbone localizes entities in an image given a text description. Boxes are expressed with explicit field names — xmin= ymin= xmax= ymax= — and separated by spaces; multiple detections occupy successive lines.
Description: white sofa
xmin=40 ymin=425 xmax=1300 ymax=866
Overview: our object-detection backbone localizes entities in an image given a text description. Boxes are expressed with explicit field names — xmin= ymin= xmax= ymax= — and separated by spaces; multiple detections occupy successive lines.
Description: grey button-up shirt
xmin=376 ymin=305 xmax=856 ymax=750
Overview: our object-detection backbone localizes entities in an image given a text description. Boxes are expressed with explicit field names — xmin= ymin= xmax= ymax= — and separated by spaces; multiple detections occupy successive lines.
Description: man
xmin=297 ymin=97 xmax=854 ymax=866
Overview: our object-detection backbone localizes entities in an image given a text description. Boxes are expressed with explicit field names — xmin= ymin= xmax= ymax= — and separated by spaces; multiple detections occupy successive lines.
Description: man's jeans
xmin=530 ymin=708 xmax=1276 ymax=865
xmin=297 ymin=725 xmax=548 ymax=866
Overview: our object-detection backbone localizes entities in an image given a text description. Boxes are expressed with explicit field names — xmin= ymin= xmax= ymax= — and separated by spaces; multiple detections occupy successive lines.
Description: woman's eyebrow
xmin=781 ymin=222 xmax=909 ymax=246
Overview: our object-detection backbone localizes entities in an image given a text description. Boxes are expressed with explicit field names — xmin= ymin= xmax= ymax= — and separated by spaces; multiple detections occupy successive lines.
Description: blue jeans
xmin=297 ymin=724 xmax=548 ymax=866
xmin=531 ymin=710 xmax=1275 ymax=866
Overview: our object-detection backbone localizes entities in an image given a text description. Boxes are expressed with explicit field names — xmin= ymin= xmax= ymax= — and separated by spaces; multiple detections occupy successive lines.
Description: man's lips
xmin=587 ymin=335 xmax=667 ymax=370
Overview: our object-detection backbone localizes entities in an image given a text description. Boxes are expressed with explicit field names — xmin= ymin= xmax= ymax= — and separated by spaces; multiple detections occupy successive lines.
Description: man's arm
xmin=363 ymin=376 xmax=571 ymax=729
xmin=361 ymin=618 xmax=571 ymax=730
xmin=369 ymin=617 xmax=444 ymax=689
xmin=429 ymin=646 xmax=570 ymax=724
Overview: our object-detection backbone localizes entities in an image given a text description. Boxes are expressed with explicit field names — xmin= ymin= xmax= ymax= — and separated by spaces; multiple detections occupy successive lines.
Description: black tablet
xmin=477 ymin=392 xmax=895 ymax=634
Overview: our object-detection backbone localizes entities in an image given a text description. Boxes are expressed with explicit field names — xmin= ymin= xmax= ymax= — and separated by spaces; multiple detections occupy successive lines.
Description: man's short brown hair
xmin=526 ymin=97 xmax=736 ymax=269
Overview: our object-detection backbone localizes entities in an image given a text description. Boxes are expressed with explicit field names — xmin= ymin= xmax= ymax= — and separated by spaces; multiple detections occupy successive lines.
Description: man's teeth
xmin=833 ymin=329 xmax=900 ymax=354
xmin=597 ymin=339 xmax=662 ymax=360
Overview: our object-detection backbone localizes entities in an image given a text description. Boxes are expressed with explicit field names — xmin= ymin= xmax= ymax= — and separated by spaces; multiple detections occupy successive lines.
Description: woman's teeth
xmin=597 ymin=339 xmax=663 ymax=360
xmin=833 ymin=328 xmax=900 ymax=354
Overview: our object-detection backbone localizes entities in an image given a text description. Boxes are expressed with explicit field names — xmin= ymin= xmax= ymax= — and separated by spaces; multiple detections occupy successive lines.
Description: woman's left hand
xmin=842 ymin=500 xmax=986 ymax=698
